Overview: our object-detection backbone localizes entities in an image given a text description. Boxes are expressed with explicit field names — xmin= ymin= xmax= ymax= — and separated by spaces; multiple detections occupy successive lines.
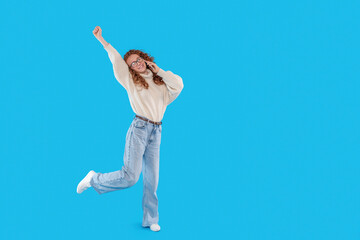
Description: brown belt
xmin=135 ymin=115 xmax=162 ymax=125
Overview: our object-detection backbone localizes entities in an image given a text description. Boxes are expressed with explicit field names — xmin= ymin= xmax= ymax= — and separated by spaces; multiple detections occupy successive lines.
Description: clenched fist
xmin=93 ymin=26 xmax=102 ymax=39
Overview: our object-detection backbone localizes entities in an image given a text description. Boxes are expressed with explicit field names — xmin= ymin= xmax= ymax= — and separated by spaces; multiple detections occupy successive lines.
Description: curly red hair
xmin=123 ymin=49 xmax=165 ymax=89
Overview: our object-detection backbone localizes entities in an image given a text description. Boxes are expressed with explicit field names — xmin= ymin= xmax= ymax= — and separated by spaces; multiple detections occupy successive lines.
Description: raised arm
xmin=93 ymin=26 xmax=131 ymax=91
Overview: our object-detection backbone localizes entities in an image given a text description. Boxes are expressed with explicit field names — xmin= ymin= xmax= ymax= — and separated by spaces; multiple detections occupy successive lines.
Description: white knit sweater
xmin=103 ymin=43 xmax=184 ymax=122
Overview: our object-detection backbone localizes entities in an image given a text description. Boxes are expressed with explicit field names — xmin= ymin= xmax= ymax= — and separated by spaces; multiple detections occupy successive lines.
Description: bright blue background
xmin=1 ymin=0 xmax=359 ymax=239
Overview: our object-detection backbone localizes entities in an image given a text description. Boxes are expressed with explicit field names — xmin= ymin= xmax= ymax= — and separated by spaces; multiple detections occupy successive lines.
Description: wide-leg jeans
xmin=90 ymin=115 xmax=162 ymax=227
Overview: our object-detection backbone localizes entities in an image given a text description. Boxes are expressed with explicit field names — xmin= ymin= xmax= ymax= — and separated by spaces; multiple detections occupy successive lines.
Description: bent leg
xmin=90 ymin=120 xmax=146 ymax=194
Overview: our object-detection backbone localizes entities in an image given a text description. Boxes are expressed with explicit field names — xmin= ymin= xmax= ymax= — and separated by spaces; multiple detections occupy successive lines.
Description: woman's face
xmin=126 ymin=54 xmax=147 ymax=74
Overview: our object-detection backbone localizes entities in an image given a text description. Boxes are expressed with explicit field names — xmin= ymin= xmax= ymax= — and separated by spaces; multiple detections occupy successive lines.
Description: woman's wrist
xmin=98 ymin=37 xmax=108 ymax=47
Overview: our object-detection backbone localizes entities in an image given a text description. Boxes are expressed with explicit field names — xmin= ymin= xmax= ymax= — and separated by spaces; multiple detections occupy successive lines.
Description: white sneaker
xmin=150 ymin=224 xmax=161 ymax=232
xmin=77 ymin=170 xmax=96 ymax=194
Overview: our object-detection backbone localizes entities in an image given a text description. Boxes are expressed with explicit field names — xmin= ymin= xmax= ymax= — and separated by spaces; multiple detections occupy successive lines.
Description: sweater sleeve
xmin=157 ymin=68 xmax=184 ymax=105
xmin=104 ymin=43 xmax=131 ymax=91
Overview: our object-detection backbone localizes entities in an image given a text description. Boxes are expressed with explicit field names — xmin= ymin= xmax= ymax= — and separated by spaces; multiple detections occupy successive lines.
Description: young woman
xmin=76 ymin=26 xmax=184 ymax=232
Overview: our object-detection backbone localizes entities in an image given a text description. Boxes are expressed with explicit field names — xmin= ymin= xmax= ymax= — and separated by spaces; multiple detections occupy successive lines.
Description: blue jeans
xmin=90 ymin=115 xmax=162 ymax=227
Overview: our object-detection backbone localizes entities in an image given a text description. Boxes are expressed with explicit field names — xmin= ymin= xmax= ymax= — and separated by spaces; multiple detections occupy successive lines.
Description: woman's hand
xmin=145 ymin=60 xmax=160 ymax=73
xmin=93 ymin=26 xmax=109 ymax=47
xmin=93 ymin=26 xmax=102 ymax=40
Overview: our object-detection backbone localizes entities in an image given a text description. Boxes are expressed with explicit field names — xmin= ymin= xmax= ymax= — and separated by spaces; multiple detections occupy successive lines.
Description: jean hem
xmin=90 ymin=178 xmax=104 ymax=195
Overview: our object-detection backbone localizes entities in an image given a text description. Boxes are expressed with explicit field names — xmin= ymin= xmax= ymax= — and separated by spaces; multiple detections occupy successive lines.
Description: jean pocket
xmin=134 ymin=120 xmax=146 ymax=129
